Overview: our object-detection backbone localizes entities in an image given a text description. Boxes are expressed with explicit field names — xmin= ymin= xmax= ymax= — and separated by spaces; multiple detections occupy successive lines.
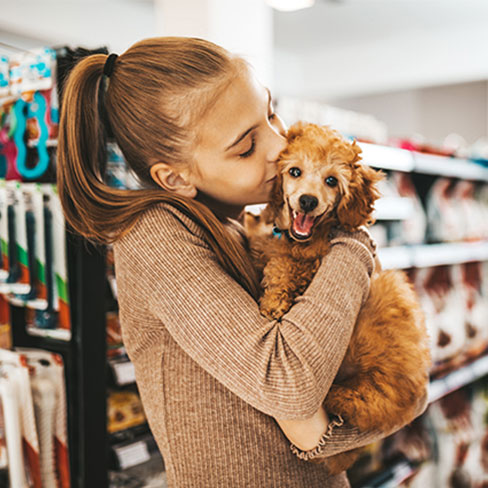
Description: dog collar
xmin=272 ymin=225 xmax=294 ymax=242
xmin=272 ymin=225 xmax=283 ymax=239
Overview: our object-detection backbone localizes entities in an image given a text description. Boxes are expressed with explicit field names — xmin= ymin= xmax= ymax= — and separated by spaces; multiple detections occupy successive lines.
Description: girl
xmin=57 ymin=37 xmax=428 ymax=487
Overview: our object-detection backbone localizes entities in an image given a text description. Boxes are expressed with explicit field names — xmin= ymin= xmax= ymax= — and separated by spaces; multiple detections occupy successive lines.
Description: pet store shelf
xmin=378 ymin=241 xmax=488 ymax=269
xmin=355 ymin=356 xmax=488 ymax=487
xmin=357 ymin=458 xmax=417 ymax=488
xmin=359 ymin=143 xmax=415 ymax=172
xmin=111 ymin=433 xmax=160 ymax=471
xmin=25 ymin=326 xmax=71 ymax=342
xmin=359 ymin=142 xmax=488 ymax=182
xmin=412 ymin=152 xmax=488 ymax=181
xmin=428 ymin=354 xmax=488 ymax=404
xmin=373 ymin=197 xmax=414 ymax=221
xmin=109 ymin=357 xmax=136 ymax=386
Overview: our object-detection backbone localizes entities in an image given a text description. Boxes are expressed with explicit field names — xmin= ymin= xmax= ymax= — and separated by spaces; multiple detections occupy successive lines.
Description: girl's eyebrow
xmin=225 ymin=88 xmax=272 ymax=152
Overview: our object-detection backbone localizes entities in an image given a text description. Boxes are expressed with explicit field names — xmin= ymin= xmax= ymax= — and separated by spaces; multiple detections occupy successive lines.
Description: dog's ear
xmin=268 ymin=170 xmax=285 ymax=217
xmin=336 ymin=163 xmax=384 ymax=231
xmin=286 ymin=121 xmax=308 ymax=143
xmin=243 ymin=212 xmax=260 ymax=232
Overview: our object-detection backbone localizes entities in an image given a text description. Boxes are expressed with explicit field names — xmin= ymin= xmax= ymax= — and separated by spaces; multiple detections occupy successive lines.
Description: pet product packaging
xmin=107 ymin=390 xmax=146 ymax=434
xmin=414 ymin=265 xmax=466 ymax=369
xmin=0 ymin=348 xmax=42 ymax=487
xmin=391 ymin=172 xmax=427 ymax=245
xmin=425 ymin=178 xmax=462 ymax=243
xmin=459 ymin=262 xmax=488 ymax=359
xmin=15 ymin=348 xmax=71 ymax=488
xmin=49 ymin=186 xmax=70 ymax=330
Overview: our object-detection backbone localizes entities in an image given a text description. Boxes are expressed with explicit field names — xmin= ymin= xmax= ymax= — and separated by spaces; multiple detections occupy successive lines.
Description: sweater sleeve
xmin=290 ymin=385 xmax=429 ymax=460
xmin=115 ymin=204 xmax=375 ymax=420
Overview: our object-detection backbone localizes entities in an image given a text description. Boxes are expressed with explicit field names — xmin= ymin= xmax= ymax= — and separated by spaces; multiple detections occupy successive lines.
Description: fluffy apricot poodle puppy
xmin=244 ymin=122 xmax=431 ymax=474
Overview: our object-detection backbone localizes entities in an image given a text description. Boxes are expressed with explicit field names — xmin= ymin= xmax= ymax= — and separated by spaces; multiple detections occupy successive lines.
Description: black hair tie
xmin=103 ymin=53 xmax=118 ymax=77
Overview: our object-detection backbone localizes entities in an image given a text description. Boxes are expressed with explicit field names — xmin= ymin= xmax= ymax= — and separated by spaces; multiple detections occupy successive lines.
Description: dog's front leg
xmin=259 ymin=257 xmax=317 ymax=320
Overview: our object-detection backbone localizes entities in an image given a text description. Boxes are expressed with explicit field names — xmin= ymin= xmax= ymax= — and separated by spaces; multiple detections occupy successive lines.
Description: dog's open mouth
xmin=290 ymin=209 xmax=317 ymax=241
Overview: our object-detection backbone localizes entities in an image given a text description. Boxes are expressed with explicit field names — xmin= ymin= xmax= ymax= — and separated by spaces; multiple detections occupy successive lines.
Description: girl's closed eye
xmin=239 ymin=136 xmax=256 ymax=159
xmin=239 ymin=112 xmax=278 ymax=159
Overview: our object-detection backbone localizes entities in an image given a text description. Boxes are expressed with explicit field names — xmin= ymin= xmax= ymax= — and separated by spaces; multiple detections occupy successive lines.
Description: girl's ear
xmin=336 ymin=164 xmax=384 ymax=231
xmin=150 ymin=162 xmax=197 ymax=198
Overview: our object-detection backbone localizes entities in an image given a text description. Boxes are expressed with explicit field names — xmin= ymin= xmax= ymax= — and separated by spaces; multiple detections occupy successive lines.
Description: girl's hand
xmin=274 ymin=404 xmax=330 ymax=451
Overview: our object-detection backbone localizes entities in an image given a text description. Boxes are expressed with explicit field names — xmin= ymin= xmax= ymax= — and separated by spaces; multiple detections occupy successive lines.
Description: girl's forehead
xmin=194 ymin=69 xmax=267 ymax=151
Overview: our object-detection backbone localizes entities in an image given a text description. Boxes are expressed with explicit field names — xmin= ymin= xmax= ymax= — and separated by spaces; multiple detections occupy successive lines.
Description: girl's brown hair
xmin=57 ymin=37 xmax=260 ymax=299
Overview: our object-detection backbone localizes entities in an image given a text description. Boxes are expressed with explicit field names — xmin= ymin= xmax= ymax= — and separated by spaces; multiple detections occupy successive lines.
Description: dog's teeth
xmin=292 ymin=210 xmax=298 ymax=219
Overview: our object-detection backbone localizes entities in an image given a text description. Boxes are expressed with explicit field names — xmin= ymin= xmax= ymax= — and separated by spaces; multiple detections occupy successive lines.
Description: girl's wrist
xmin=289 ymin=413 xmax=345 ymax=460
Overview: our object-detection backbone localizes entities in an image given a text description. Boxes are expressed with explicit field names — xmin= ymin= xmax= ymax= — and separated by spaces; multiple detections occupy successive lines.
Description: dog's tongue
xmin=293 ymin=212 xmax=315 ymax=236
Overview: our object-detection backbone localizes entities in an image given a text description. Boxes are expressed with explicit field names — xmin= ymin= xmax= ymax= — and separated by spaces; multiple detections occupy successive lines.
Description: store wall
xmin=0 ymin=0 xmax=157 ymax=53
xmin=331 ymin=81 xmax=488 ymax=145
xmin=273 ymin=1 xmax=488 ymax=102
xmin=156 ymin=0 xmax=274 ymax=88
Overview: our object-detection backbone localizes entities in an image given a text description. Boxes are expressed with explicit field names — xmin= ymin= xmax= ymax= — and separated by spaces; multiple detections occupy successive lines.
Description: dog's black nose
xmin=299 ymin=195 xmax=318 ymax=213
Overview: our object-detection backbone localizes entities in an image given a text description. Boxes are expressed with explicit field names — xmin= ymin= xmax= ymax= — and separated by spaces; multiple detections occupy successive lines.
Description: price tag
xmin=109 ymin=276 xmax=118 ymax=300
xmin=115 ymin=441 xmax=150 ymax=470
xmin=113 ymin=361 xmax=136 ymax=385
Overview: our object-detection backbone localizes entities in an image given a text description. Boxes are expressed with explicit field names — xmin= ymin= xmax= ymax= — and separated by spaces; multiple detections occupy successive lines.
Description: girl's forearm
xmin=275 ymin=404 xmax=330 ymax=451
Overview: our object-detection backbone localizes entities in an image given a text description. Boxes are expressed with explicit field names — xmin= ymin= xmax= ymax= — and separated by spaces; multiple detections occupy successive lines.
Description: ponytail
xmin=57 ymin=39 xmax=261 ymax=300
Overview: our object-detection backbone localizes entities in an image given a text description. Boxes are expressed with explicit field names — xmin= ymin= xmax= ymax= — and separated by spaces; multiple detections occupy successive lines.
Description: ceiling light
xmin=266 ymin=0 xmax=315 ymax=12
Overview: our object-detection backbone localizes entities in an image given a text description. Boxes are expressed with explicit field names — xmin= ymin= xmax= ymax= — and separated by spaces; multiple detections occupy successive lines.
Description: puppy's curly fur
xmin=244 ymin=122 xmax=431 ymax=474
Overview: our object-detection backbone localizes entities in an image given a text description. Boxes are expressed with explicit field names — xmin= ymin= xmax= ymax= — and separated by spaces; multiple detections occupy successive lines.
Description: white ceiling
xmin=273 ymin=0 xmax=488 ymax=99
xmin=274 ymin=0 xmax=488 ymax=51
xmin=1 ymin=0 xmax=487 ymax=99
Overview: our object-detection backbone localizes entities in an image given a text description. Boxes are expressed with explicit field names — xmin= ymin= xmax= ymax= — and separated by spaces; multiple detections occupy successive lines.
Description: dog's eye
xmin=325 ymin=176 xmax=338 ymax=187
xmin=289 ymin=167 xmax=301 ymax=178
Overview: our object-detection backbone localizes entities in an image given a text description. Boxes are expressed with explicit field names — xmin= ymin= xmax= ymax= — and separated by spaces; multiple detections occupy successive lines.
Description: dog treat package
xmin=476 ymin=185 xmax=488 ymax=240
xmin=482 ymin=261 xmax=488 ymax=304
xmin=352 ymin=383 xmax=488 ymax=488
xmin=0 ymin=348 xmax=42 ymax=488
xmin=449 ymin=180 xmax=485 ymax=242
xmin=425 ymin=178 xmax=462 ymax=243
xmin=14 ymin=348 xmax=71 ymax=488
xmin=370 ymin=174 xmax=398 ymax=247
xmin=380 ymin=415 xmax=435 ymax=488
xmin=372 ymin=172 xmax=402 ymax=247
xmin=107 ymin=389 xmax=146 ymax=434
xmin=459 ymin=262 xmax=488 ymax=360
xmin=425 ymin=179 xmax=488 ymax=244
xmin=413 ymin=265 xmax=467 ymax=370
xmin=426 ymin=386 xmax=488 ymax=488
xmin=391 ymin=172 xmax=427 ymax=245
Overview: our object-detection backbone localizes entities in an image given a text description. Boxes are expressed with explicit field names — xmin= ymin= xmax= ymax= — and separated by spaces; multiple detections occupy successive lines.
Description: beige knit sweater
xmin=113 ymin=203 xmax=387 ymax=487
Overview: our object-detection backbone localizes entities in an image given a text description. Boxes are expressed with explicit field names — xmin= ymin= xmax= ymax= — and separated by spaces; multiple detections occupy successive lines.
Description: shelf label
xmin=113 ymin=360 xmax=136 ymax=385
xmin=115 ymin=441 xmax=150 ymax=470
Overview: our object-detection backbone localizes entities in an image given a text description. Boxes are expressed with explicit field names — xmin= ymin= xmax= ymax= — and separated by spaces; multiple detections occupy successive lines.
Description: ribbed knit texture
xmin=113 ymin=203 xmax=379 ymax=488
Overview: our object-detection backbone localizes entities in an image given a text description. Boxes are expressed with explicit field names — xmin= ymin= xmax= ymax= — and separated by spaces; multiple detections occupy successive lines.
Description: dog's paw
xmin=324 ymin=385 xmax=356 ymax=425
xmin=259 ymin=294 xmax=292 ymax=320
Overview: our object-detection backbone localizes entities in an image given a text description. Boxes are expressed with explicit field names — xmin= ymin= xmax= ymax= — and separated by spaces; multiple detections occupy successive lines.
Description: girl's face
xmin=189 ymin=66 xmax=287 ymax=214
